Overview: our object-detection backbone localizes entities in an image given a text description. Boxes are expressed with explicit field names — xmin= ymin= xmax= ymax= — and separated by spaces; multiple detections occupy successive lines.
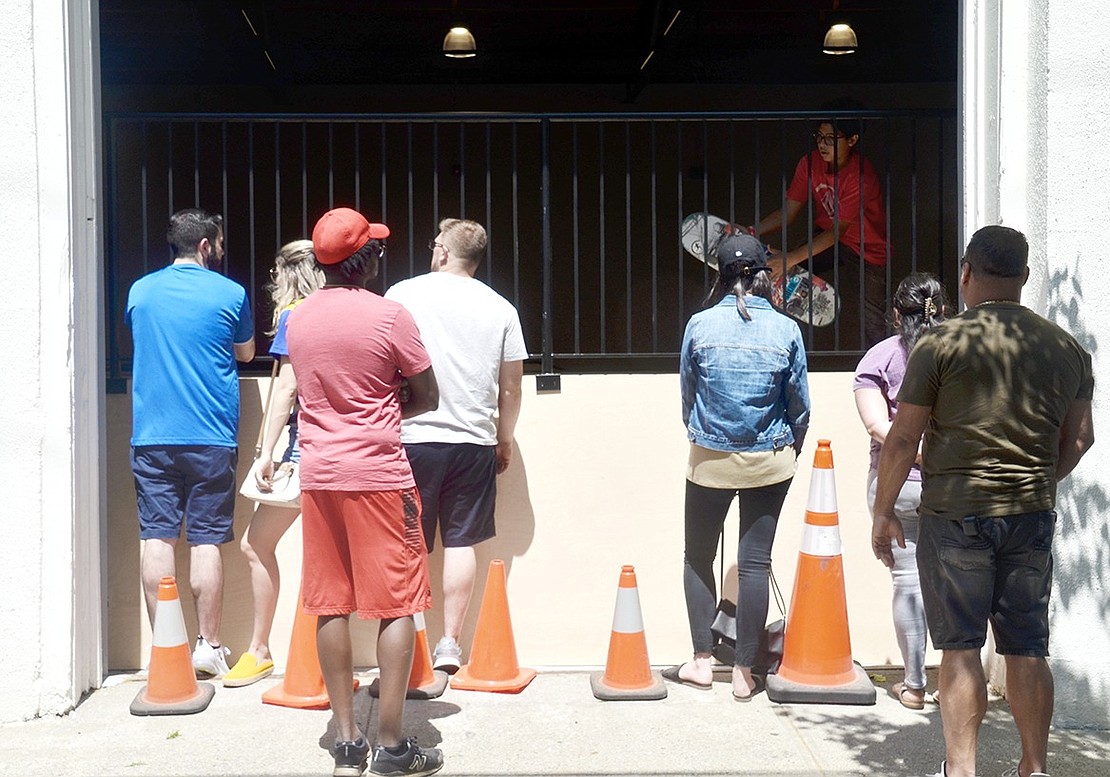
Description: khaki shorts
xmin=301 ymin=488 xmax=432 ymax=620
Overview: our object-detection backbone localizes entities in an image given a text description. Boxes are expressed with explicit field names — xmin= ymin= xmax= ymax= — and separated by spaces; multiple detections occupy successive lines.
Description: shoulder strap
xmin=253 ymin=360 xmax=280 ymax=458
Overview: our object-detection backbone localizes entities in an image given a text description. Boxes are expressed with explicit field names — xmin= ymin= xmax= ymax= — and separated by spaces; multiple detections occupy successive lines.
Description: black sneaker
xmin=333 ymin=736 xmax=369 ymax=777
xmin=370 ymin=737 xmax=444 ymax=777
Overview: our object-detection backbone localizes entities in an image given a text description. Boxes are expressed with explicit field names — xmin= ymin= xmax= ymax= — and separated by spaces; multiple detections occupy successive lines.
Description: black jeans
xmin=683 ymin=477 xmax=792 ymax=666
xmin=802 ymin=245 xmax=888 ymax=351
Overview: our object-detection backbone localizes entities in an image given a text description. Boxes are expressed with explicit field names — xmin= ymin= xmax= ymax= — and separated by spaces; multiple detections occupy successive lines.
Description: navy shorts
xmin=917 ymin=510 xmax=1056 ymax=656
xmin=405 ymin=442 xmax=497 ymax=552
xmin=131 ymin=445 xmax=238 ymax=545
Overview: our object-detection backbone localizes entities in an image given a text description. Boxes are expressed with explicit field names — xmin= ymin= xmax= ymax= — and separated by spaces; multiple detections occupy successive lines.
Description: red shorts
xmin=301 ymin=488 xmax=432 ymax=619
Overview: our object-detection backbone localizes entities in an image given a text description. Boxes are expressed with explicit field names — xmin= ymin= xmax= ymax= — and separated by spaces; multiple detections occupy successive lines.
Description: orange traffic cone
xmin=590 ymin=565 xmax=667 ymax=701
xmin=369 ymin=611 xmax=449 ymax=700
xmin=130 ymin=576 xmax=216 ymax=716
xmin=766 ymin=440 xmax=876 ymax=705
xmin=450 ymin=559 xmax=536 ymax=693
xmin=261 ymin=585 xmax=359 ymax=709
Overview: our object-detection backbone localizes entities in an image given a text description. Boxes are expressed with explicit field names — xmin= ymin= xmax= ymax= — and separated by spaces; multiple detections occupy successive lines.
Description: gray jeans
xmin=867 ymin=470 xmax=927 ymax=690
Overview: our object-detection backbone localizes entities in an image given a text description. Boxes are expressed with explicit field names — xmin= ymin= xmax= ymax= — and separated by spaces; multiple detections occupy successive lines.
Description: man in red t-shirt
xmin=752 ymin=100 xmax=889 ymax=349
xmin=286 ymin=207 xmax=444 ymax=777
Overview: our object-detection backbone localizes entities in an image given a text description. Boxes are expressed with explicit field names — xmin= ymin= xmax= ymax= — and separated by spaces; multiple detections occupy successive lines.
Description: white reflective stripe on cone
xmin=152 ymin=596 xmax=188 ymax=648
xmin=611 ymin=587 xmax=645 ymax=634
xmin=805 ymin=469 xmax=838 ymax=513
xmin=799 ymin=522 xmax=843 ymax=557
xmin=413 ymin=611 xmax=426 ymax=630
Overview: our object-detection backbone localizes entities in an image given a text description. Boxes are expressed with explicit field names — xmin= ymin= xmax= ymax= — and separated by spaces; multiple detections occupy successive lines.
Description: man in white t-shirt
xmin=385 ymin=218 xmax=528 ymax=673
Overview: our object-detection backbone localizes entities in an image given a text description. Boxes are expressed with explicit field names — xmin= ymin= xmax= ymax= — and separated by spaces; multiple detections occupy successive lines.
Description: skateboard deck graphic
xmin=681 ymin=212 xmax=839 ymax=327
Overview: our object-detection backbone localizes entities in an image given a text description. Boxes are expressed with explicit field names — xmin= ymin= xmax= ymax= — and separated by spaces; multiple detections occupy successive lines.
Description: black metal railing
xmin=105 ymin=109 xmax=957 ymax=385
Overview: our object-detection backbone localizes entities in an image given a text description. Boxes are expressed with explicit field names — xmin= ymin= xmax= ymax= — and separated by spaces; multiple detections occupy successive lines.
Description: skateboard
xmin=681 ymin=212 xmax=839 ymax=327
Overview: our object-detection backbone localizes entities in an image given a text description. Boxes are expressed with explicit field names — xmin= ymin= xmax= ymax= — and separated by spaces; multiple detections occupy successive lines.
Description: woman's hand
xmin=255 ymin=458 xmax=275 ymax=492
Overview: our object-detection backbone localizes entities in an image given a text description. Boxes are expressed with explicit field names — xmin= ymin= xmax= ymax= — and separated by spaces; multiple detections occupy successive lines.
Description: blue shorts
xmin=405 ymin=442 xmax=497 ymax=552
xmin=917 ymin=510 xmax=1056 ymax=657
xmin=131 ymin=445 xmax=238 ymax=545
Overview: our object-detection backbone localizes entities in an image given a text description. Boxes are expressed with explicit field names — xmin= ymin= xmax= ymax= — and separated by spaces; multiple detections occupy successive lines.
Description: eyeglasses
xmin=428 ymin=240 xmax=447 ymax=251
xmin=813 ymin=132 xmax=847 ymax=147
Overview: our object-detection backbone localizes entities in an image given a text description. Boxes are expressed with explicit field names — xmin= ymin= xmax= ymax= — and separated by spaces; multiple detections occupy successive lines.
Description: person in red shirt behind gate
xmin=751 ymin=98 xmax=890 ymax=349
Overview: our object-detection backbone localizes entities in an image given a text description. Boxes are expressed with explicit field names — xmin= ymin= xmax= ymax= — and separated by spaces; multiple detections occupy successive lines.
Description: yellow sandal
xmin=223 ymin=653 xmax=275 ymax=687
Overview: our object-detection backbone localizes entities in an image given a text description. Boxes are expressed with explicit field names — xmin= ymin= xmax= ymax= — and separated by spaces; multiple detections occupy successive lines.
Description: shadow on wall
xmin=422 ymin=438 xmax=537 ymax=651
xmin=108 ymin=381 xmax=290 ymax=671
xmin=1044 ymin=262 xmax=1109 ymax=728
xmin=106 ymin=390 xmax=142 ymax=671
xmin=106 ymin=381 xmax=538 ymax=671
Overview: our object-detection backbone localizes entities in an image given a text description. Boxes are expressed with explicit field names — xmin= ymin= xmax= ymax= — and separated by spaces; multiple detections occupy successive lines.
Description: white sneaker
xmin=192 ymin=636 xmax=231 ymax=679
xmin=1001 ymin=768 xmax=1049 ymax=777
xmin=431 ymin=636 xmax=462 ymax=674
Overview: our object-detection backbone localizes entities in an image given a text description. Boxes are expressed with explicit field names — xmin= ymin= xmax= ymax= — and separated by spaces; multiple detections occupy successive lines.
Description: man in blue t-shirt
xmin=126 ymin=208 xmax=255 ymax=679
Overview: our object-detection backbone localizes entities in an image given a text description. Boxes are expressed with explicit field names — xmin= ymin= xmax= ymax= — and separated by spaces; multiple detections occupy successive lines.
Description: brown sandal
xmin=892 ymin=681 xmax=926 ymax=710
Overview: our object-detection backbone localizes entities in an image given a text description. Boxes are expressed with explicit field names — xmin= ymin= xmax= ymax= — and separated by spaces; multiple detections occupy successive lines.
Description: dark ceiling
xmin=100 ymin=0 xmax=957 ymax=96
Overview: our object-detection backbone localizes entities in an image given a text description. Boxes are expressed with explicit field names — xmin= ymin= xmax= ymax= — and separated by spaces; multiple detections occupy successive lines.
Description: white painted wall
xmin=0 ymin=0 xmax=103 ymax=723
xmin=0 ymin=0 xmax=48 ymax=722
xmin=1036 ymin=0 xmax=1110 ymax=729
xmin=963 ymin=0 xmax=1110 ymax=729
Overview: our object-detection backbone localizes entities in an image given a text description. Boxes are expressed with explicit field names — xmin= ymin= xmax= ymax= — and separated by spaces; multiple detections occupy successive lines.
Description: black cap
xmin=716 ymin=234 xmax=770 ymax=274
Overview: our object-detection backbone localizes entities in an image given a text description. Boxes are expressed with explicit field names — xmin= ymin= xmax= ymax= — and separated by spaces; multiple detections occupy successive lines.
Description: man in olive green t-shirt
xmin=871 ymin=226 xmax=1094 ymax=777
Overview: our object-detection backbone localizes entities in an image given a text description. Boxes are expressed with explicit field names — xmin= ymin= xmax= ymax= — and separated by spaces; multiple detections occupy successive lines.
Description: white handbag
xmin=239 ymin=458 xmax=300 ymax=508
xmin=239 ymin=361 xmax=301 ymax=509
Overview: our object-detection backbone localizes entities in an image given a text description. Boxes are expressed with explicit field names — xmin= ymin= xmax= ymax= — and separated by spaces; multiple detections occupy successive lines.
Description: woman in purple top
xmin=853 ymin=273 xmax=946 ymax=709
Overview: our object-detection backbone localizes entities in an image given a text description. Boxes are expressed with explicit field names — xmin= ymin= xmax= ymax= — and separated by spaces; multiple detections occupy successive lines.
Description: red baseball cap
xmin=311 ymin=207 xmax=390 ymax=265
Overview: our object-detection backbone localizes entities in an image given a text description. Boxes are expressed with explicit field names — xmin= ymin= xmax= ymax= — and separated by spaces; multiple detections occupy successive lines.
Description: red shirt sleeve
xmin=785 ymin=153 xmax=813 ymax=203
xmin=390 ymin=305 xmax=433 ymax=378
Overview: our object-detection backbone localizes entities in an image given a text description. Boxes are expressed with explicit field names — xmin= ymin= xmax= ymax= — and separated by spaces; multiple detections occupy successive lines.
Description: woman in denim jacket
xmin=666 ymin=234 xmax=810 ymax=701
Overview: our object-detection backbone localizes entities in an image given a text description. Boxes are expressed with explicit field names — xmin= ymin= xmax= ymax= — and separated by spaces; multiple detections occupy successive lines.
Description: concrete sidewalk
xmin=2 ymin=669 xmax=1108 ymax=777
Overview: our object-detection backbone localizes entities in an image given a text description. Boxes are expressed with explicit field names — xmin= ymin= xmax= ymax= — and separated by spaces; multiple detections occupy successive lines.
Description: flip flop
xmin=661 ymin=664 xmax=712 ymax=691
xmin=892 ymin=681 xmax=926 ymax=710
xmin=732 ymin=674 xmax=765 ymax=702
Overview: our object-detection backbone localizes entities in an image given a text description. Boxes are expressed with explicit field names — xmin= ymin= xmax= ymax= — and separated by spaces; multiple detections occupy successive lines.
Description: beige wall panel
xmin=107 ymin=371 xmax=938 ymax=671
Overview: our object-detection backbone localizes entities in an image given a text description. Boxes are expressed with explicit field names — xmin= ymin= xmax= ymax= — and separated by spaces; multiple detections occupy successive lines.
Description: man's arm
xmin=1057 ymin=398 xmax=1094 ymax=480
xmin=401 ymin=365 xmax=438 ymax=418
xmin=872 ymin=401 xmax=930 ymax=568
xmin=234 ymin=338 xmax=256 ymax=363
xmin=773 ymin=224 xmax=844 ymax=278
xmin=495 ymin=360 xmax=524 ymax=474
xmin=753 ymin=198 xmax=803 ymax=238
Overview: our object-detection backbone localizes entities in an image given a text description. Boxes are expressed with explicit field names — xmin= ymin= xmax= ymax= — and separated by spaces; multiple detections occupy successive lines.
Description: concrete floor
xmin=1 ymin=668 xmax=1108 ymax=777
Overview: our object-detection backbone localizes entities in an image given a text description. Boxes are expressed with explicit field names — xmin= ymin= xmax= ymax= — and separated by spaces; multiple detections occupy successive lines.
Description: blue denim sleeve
xmin=679 ymin=319 xmax=696 ymax=426
xmin=785 ymin=327 xmax=811 ymax=450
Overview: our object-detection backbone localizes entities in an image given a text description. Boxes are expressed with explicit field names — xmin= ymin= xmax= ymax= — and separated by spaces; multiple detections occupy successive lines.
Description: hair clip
xmin=923 ymin=297 xmax=937 ymax=318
